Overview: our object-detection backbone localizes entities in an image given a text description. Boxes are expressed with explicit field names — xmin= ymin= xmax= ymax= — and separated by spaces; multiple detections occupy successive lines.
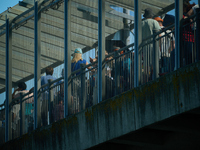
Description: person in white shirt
xmin=154 ymin=17 xmax=175 ymax=73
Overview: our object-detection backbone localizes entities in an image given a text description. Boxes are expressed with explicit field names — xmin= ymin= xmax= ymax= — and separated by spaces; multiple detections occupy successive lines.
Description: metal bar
xmin=19 ymin=94 xmax=25 ymax=136
xmin=134 ymin=0 xmax=139 ymax=87
xmin=64 ymin=0 xmax=72 ymax=117
xmin=196 ymin=8 xmax=200 ymax=61
xmin=48 ymin=79 xmax=53 ymax=124
xmin=34 ymin=1 xmax=38 ymax=130
xmin=34 ymin=1 xmax=41 ymax=129
xmin=20 ymin=95 xmax=22 ymax=136
xmin=175 ymin=0 xmax=182 ymax=70
xmin=98 ymin=0 xmax=105 ymax=103
xmin=155 ymin=37 xmax=159 ymax=79
xmin=5 ymin=16 xmax=12 ymax=142
xmin=81 ymin=65 xmax=86 ymax=110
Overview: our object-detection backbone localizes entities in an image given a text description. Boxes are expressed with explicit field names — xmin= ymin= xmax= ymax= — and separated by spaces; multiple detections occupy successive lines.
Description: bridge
xmin=1 ymin=62 xmax=200 ymax=149
xmin=0 ymin=0 xmax=200 ymax=149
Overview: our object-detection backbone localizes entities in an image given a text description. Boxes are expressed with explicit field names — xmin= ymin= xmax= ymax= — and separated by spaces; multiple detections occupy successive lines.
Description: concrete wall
xmin=1 ymin=62 xmax=200 ymax=150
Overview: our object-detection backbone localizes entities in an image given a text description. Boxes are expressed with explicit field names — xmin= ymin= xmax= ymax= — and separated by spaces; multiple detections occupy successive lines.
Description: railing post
xmin=80 ymin=65 xmax=86 ymax=111
xmin=153 ymin=33 xmax=159 ymax=79
xmin=5 ymin=16 xmax=12 ymax=142
xmin=48 ymin=79 xmax=53 ymax=124
xmin=196 ymin=8 xmax=200 ymax=61
xmin=64 ymin=0 xmax=72 ymax=117
xmin=175 ymin=0 xmax=182 ymax=70
xmin=98 ymin=0 xmax=105 ymax=103
xmin=134 ymin=0 xmax=141 ymax=87
xmin=19 ymin=93 xmax=25 ymax=136
xmin=114 ymin=52 xmax=120 ymax=96
xmin=34 ymin=0 xmax=41 ymax=130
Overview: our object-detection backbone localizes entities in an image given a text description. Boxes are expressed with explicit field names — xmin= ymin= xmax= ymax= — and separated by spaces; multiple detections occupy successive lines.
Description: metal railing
xmin=1 ymin=8 xmax=200 ymax=144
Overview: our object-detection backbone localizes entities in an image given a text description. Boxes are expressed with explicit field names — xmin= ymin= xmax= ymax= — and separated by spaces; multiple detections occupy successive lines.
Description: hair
xmin=45 ymin=66 xmax=53 ymax=75
xmin=71 ymin=53 xmax=83 ymax=63
xmin=183 ymin=1 xmax=196 ymax=13
xmin=17 ymin=82 xmax=27 ymax=90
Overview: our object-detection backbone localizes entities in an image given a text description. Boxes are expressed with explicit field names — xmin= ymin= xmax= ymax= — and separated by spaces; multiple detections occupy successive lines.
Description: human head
xmin=74 ymin=48 xmax=82 ymax=54
xmin=113 ymin=46 xmax=120 ymax=52
xmin=183 ymin=0 xmax=190 ymax=11
xmin=143 ymin=8 xmax=154 ymax=18
xmin=72 ymin=48 xmax=83 ymax=63
xmin=154 ymin=17 xmax=163 ymax=26
xmin=17 ymin=82 xmax=27 ymax=90
xmin=183 ymin=1 xmax=195 ymax=13
xmin=45 ymin=66 xmax=54 ymax=75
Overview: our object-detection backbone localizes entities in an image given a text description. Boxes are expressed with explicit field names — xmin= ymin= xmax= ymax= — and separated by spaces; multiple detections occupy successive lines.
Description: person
xmin=12 ymin=82 xmax=34 ymax=135
xmin=41 ymin=66 xmax=61 ymax=88
xmin=142 ymin=8 xmax=161 ymax=40
xmin=154 ymin=17 xmax=175 ymax=73
xmin=89 ymin=50 xmax=114 ymax=99
xmin=41 ymin=66 xmax=61 ymax=125
xmin=162 ymin=14 xmax=175 ymax=27
xmin=71 ymin=48 xmax=91 ymax=75
xmin=182 ymin=1 xmax=196 ymax=66
xmin=184 ymin=4 xmax=199 ymax=19
xmin=71 ymin=48 xmax=90 ymax=112
xmin=142 ymin=8 xmax=161 ymax=82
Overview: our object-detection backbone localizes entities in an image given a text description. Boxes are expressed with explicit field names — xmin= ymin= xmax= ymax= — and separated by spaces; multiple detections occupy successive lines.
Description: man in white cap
xmin=142 ymin=8 xmax=161 ymax=81
xmin=142 ymin=8 xmax=161 ymax=40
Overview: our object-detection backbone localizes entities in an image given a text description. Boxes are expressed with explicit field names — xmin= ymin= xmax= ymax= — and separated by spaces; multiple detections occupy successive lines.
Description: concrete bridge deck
xmin=1 ymin=61 xmax=200 ymax=150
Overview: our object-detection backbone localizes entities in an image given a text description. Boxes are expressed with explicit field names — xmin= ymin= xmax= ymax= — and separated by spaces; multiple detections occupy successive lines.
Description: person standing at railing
xmin=184 ymin=4 xmax=199 ymax=61
xmin=184 ymin=4 xmax=199 ymax=20
xmin=142 ymin=8 xmax=161 ymax=81
xmin=71 ymin=48 xmax=91 ymax=113
xmin=41 ymin=66 xmax=61 ymax=89
xmin=41 ymin=66 xmax=61 ymax=126
xmin=181 ymin=1 xmax=196 ymax=66
xmin=71 ymin=48 xmax=91 ymax=75
xmin=12 ymin=82 xmax=34 ymax=137
xmin=154 ymin=17 xmax=175 ymax=74
xmin=90 ymin=50 xmax=114 ymax=99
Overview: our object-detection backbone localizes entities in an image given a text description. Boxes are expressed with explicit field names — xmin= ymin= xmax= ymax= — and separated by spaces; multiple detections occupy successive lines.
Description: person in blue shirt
xmin=71 ymin=48 xmax=91 ymax=112
xmin=41 ymin=66 xmax=58 ymax=86
xmin=41 ymin=66 xmax=61 ymax=125
xmin=71 ymin=48 xmax=90 ymax=75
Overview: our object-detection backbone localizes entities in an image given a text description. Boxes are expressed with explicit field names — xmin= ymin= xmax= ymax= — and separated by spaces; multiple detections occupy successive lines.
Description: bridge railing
xmin=1 ymin=8 xmax=200 ymax=144
xmin=70 ymin=43 xmax=134 ymax=113
xmin=139 ymin=24 xmax=175 ymax=84
xmin=180 ymin=9 xmax=200 ymax=66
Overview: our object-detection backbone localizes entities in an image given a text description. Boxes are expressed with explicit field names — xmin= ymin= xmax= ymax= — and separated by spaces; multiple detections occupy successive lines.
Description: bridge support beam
xmin=175 ymin=0 xmax=183 ymax=70
xmin=34 ymin=1 xmax=41 ymax=129
xmin=5 ymin=16 xmax=12 ymax=142
xmin=64 ymin=0 xmax=72 ymax=117
xmin=98 ymin=0 xmax=106 ymax=102
xmin=134 ymin=0 xmax=142 ymax=87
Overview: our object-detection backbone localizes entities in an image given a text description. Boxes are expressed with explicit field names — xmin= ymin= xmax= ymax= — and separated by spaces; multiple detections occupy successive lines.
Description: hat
xmin=74 ymin=48 xmax=82 ymax=54
xmin=113 ymin=46 xmax=120 ymax=51
xmin=154 ymin=17 xmax=163 ymax=22
xmin=143 ymin=8 xmax=154 ymax=18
